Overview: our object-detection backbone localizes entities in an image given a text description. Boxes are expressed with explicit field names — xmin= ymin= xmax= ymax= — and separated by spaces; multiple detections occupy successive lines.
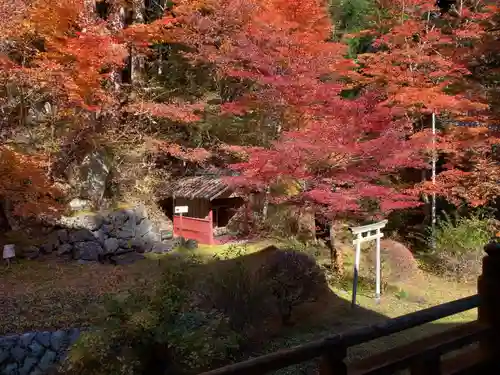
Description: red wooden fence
xmin=173 ymin=211 xmax=214 ymax=245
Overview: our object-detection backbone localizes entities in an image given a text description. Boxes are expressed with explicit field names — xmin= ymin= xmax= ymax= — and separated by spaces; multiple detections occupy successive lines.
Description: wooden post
xmin=478 ymin=240 xmax=500 ymax=370
xmin=319 ymin=344 xmax=347 ymax=375
xmin=410 ymin=356 xmax=441 ymax=375
xmin=352 ymin=233 xmax=362 ymax=308
xmin=375 ymin=228 xmax=381 ymax=304
xmin=208 ymin=210 xmax=214 ymax=245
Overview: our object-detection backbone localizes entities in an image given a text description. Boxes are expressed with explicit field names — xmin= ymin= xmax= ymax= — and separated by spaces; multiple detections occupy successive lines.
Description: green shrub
xmin=433 ymin=212 xmax=492 ymax=254
xmin=329 ymin=0 xmax=375 ymax=35
xmin=61 ymin=256 xmax=241 ymax=375
xmin=424 ymin=211 xmax=494 ymax=281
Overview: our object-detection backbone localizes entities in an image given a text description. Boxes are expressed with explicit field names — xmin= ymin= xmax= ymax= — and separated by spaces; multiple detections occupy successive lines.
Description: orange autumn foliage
xmin=0 ymin=147 xmax=63 ymax=218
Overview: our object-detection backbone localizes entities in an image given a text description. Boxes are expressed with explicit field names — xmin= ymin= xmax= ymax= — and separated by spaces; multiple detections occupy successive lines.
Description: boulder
xmin=34 ymin=332 xmax=51 ymax=348
xmin=20 ymin=333 xmax=35 ymax=348
xmin=108 ymin=209 xmax=130 ymax=226
xmin=69 ymin=229 xmax=95 ymax=243
xmin=2 ymin=363 xmax=18 ymax=375
xmin=50 ymin=330 xmax=68 ymax=352
xmin=136 ymin=219 xmax=153 ymax=237
xmin=56 ymin=244 xmax=72 ymax=256
xmin=67 ymin=328 xmax=80 ymax=346
xmin=116 ymin=218 xmax=136 ymax=239
xmin=40 ymin=234 xmax=59 ymax=254
xmin=67 ymin=149 xmax=112 ymax=204
xmin=56 ymin=229 xmax=69 ymax=243
xmin=38 ymin=349 xmax=57 ymax=371
xmin=91 ymin=229 xmax=108 ymax=244
xmin=115 ymin=247 xmax=135 ymax=255
xmin=73 ymin=241 xmax=104 ymax=261
xmin=19 ymin=355 xmax=38 ymax=375
xmin=100 ymin=224 xmax=116 ymax=237
xmin=28 ymin=340 xmax=45 ymax=358
xmin=73 ymin=214 xmax=103 ymax=231
xmin=118 ymin=239 xmax=132 ymax=249
xmin=103 ymin=237 xmax=119 ymax=253
xmin=144 ymin=230 xmax=161 ymax=243
xmin=0 ymin=348 xmax=9 ymax=365
xmin=132 ymin=205 xmax=147 ymax=224
xmin=184 ymin=239 xmax=198 ymax=250
xmin=130 ymin=237 xmax=153 ymax=253
xmin=58 ymin=216 xmax=78 ymax=229
xmin=116 ymin=228 xmax=135 ymax=240
xmin=11 ymin=345 xmax=26 ymax=362
xmin=22 ymin=246 xmax=40 ymax=260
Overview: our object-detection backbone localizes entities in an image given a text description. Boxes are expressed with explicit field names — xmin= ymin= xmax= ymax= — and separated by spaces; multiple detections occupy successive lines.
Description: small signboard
xmin=174 ymin=206 xmax=189 ymax=214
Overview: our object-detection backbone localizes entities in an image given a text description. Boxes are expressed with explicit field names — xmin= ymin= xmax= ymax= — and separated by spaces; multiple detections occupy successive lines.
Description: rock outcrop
xmin=27 ymin=206 xmax=176 ymax=264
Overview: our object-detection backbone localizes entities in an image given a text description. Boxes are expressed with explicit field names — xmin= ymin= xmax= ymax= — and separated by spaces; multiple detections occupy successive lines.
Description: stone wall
xmin=25 ymin=206 xmax=175 ymax=264
xmin=0 ymin=329 xmax=81 ymax=375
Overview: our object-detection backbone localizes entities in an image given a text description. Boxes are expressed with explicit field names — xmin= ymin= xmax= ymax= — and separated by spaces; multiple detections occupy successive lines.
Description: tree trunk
xmin=2 ymin=200 xmax=21 ymax=231
xmin=81 ymin=0 xmax=96 ymax=24
xmin=130 ymin=0 xmax=145 ymax=85
xmin=108 ymin=4 xmax=126 ymax=91
xmin=329 ymin=221 xmax=344 ymax=277
xmin=262 ymin=186 xmax=270 ymax=222
xmin=0 ymin=201 xmax=11 ymax=232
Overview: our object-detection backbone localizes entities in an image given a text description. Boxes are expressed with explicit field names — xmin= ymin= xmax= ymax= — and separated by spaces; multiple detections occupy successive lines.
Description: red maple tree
xmin=349 ymin=0 xmax=500 ymax=207
xmin=167 ymin=0 xmax=425 ymax=215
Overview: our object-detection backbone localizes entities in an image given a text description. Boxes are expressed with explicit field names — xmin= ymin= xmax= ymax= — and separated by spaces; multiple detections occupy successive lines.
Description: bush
xmin=61 ymin=246 xmax=330 ymax=375
xmin=424 ymin=212 xmax=495 ymax=281
xmin=61 ymin=255 xmax=241 ymax=375
xmin=256 ymin=247 xmax=328 ymax=325
xmin=195 ymin=244 xmax=329 ymax=340
xmin=196 ymin=245 xmax=270 ymax=343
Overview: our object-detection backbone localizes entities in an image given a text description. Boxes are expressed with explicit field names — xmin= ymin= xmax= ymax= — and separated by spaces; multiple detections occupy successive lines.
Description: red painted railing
xmin=173 ymin=211 xmax=214 ymax=245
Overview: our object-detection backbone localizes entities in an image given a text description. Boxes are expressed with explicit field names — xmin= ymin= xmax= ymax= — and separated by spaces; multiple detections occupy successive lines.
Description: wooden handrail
xmin=349 ymin=320 xmax=489 ymax=374
xmin=198 ymin=295 xmax=480 ymax=375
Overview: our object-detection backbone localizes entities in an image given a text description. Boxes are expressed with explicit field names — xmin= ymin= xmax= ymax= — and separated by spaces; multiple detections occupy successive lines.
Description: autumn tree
xmin=150 ymin=0 xmax=432 ymax=273
xmin=164 ymin=0 xmax=500 ymax=272
xmin=0 ymin=0 xmax=176 ymax=216
xmin=343 ymin=0 xmax=500 ymax=209
xmin=1 ymin=0 xmax=498 ymax=244
xmin=0 ymin=0 xmax=122 ymax=218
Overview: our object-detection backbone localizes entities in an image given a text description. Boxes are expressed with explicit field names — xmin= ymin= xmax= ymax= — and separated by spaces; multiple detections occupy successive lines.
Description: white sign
xmin=174 ymin=206 xmax=189 ymax=214
xmin=349 ymin=220 xmax=388 ymax=308
xmin=3 ymin=244 xmax=15 ymax=259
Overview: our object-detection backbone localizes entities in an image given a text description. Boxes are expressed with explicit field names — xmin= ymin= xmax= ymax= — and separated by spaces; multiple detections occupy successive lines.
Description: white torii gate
xmin=349 ymin=220 xmax=388 ymax=308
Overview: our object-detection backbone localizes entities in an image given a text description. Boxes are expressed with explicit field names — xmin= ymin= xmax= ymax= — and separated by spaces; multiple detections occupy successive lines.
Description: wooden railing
xmin=197 ymin=241 xmax=500 ymax=375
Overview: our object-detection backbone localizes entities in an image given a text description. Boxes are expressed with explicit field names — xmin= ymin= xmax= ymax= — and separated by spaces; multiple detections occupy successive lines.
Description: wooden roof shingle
xmin=158 ymin=176 xmax=237 ymax=201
